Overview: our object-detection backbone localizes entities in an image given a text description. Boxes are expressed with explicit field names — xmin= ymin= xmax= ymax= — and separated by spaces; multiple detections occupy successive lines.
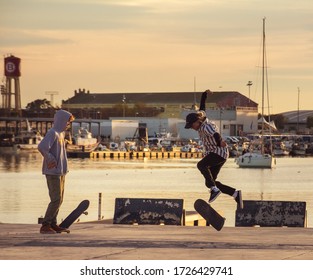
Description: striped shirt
xmin=198 ymin=118 xmax=229 ymax=159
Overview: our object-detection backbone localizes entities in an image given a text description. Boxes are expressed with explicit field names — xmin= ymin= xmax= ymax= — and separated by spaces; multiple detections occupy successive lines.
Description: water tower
xmin=1 ymin=55 xmax=22 ymax=115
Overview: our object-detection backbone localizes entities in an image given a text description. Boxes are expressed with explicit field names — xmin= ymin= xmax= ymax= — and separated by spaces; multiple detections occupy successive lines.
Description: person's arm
xmin=199 ymin=91 xmax=207 ymax=111
xmin=213 ymin=132 xmax=227 ymax=147
xmin=200 ymin=89 xmax=212 ymax=111
xmin=213 ymin=132 xmax=222 ymax=146
xmin=38 ymin=131 xmax=58 ymax=169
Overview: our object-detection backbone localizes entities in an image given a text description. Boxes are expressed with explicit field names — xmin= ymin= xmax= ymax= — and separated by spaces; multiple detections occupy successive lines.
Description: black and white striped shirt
xmin=198 ymin=118 xmax=229 ymax=159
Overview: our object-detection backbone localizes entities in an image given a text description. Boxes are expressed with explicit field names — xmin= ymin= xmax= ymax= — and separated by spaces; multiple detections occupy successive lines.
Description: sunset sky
xmin=1 ymin=0 xmax=313 ymax=114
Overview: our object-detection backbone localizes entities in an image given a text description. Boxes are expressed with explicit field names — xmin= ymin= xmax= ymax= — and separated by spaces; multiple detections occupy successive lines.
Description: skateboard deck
xmin=194 ymin=199 xmax=225 ymax=231
xmin=59 ymin=200 xmax=90 ymax=231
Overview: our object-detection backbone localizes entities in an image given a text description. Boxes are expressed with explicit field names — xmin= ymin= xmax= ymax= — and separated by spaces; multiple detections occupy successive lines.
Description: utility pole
xmin=45 ymin=91 xmax=59 ymax=107
xmin=246 ymin=81 xmax=253 ymax=103
xmin=122 ymin=94 xmax=126 ymax=118
xmin=297 ymin=87 xmax=300 ymax=133
xmin=193 ymin=76 xmax=197 ymax=110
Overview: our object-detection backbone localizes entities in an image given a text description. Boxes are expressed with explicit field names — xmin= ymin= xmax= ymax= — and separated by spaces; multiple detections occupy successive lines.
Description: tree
xmin=24 ymin=99 xmax=55 ymax=117
xmin=271 ymin=114 xmax=287 ymax=130
xmin=26 ymin=99 xmax=54 ymax=110
xmin=307 ymin=115 xmax=313 ymax=128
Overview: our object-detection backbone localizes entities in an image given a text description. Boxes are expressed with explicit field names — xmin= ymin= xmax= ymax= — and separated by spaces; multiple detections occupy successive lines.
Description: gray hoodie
xmin=38 ymin=109 xmax=73 ymax=175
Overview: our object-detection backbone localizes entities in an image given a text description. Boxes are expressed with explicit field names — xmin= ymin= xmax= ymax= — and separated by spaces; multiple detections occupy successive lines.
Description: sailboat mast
xmin=262 ymin=18 xmax=266 ymax=133
xmin=261 ymin=17 xmax=266 ymax=153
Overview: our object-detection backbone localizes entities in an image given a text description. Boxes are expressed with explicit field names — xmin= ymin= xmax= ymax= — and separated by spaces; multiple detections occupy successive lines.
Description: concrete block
xmin=235 ymin=200 xmax=306 ymax=227
xmin=113 ymin=198 xmax=184 ymax=225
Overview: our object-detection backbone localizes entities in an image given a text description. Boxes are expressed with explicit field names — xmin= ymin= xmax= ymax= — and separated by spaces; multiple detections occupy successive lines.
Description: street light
xmin=297 ymin=87 xmax=300 ymax=133
xmin=219 ymin=107 xmax=223 ymax=134
xmin=246 ymin=81 xmax=253 ymax=102
xmin=45 ymin=91 xmax=58 ymax=107
xmin=122 ymin=95 xmax=126 ymax=118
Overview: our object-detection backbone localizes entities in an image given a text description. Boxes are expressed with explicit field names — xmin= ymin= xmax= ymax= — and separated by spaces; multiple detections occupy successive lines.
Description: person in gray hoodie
xmin=38 ymin=109 xmax=74 ymax=234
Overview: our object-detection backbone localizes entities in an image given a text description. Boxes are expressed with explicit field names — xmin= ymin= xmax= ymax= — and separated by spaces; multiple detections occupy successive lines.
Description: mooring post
xmin=98 ymin=192 xmax=102 ymax=220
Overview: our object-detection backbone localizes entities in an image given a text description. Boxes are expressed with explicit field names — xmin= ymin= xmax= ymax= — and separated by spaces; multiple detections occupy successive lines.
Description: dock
xmin=90 ymin=151 xmax=203 ymax=159
xmin=67 ymin=150 xmax=204 ymax=159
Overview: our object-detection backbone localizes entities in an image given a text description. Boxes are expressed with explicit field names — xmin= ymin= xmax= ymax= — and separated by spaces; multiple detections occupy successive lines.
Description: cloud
xmin=2 ymin=0 xmax=312 ymax=47
xmin=1 ymin=0 xmax=150 ymax=31
xmin=0 ymin=29 xmax=73 ymax=47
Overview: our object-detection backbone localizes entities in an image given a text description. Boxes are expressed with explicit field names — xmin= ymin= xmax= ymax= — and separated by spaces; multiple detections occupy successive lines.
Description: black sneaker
xmin=209 ymin=189 xmax=221 ymax=203
xmin=235 ymin=190 xmax=243 ymax=209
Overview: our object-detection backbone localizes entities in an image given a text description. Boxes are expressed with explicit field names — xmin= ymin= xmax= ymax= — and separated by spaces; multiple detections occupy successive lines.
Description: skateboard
xmin=59 ymin=200 xmax=90 ymax=232
xmin=194 ymin=199 xmax=225 ymax=231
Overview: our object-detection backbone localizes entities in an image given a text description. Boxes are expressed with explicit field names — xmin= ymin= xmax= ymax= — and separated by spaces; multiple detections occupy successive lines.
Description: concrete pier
xmin=1 ymin=223 xmax=313 ymax=260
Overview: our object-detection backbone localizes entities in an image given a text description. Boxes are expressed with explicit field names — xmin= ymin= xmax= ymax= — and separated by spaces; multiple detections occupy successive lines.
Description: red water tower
xmin=1 ymin=55 xmax=22 ymax=115
xmin=5 ymin=55 xmax=21 ymax=77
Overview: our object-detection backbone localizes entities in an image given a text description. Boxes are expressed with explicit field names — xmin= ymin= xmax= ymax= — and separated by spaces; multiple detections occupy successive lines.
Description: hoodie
xmin=38 ymin=109 xmax=73 ymax=175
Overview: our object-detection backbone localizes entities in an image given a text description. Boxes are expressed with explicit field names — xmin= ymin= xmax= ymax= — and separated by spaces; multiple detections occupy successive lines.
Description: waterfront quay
xmin=1 ymin=222 xmax=313 ymax=260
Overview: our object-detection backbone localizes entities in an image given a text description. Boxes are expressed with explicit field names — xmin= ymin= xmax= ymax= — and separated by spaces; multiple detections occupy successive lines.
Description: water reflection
xmin=0 ymin=152 xmax=42 ymax=172
xmin=0 ymin=151 xmax=196 ymax=173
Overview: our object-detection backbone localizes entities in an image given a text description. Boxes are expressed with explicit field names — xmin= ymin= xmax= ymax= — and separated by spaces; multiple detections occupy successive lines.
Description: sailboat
xmin=236 ymin=18 xmax=276 ymax=168
xmin=13 ymin=119 xmax=43 ymax=151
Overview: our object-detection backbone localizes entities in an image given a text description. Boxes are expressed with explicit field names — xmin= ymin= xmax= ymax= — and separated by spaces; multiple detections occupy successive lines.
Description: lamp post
xmin=122 ymin=95 xmax=126 ymax=118
xmin=219 ymin=107 xmax=223 ymax=134
xmin=45 ymin=91 xmax=58 ymax=107
xmin=297 ymin=87 xmax=300 ymax=133
xmin=246 ymin=81 xmax=253 ymax=102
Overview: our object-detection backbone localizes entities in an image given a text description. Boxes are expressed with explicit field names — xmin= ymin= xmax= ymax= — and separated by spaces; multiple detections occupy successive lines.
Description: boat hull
xmin=66 ymin=142 xmax=99 ymax=153
xmin=235 ymin=152 xmax=276 ymax=168
xmin=14 ymin=144 xmax=40 ymax=151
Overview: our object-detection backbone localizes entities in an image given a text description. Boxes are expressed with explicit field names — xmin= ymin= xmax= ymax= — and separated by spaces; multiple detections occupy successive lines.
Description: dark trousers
xmin=43 ymin=175 xmax=65 ymax=226
xmin=197 ymin=153 xmax=236 ymax=196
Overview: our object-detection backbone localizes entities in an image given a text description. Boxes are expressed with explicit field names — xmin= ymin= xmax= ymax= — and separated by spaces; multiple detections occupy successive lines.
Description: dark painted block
xmin=113 ymin=198 xmax=184 ymax=225
xmin=235 ymin=200 xmax=306 ymax=227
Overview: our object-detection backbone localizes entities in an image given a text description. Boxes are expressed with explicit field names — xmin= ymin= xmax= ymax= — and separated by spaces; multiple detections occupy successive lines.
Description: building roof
xmin=281 ymin=110 xmax=313 ymax=123
xmin=62 ymin=90 xmax=258 ymax=108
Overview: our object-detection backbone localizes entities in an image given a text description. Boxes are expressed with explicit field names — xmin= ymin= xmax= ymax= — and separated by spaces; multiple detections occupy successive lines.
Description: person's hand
xmin=47 ymin=160 xmax=57 ymax=169
xmin=220 ymin=140 xmax=227 ymax=147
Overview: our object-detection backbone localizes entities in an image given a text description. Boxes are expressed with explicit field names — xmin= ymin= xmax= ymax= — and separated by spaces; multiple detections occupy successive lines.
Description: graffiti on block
xmin=113 ymin=198 xmax=184 ymax=225
xmin=235 ymin=200 xmax=306 ymax=227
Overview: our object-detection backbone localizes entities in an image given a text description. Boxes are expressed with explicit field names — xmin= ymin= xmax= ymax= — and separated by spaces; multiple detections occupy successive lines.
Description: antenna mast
xmin=45 ymin=91 xmax=59 ymax=107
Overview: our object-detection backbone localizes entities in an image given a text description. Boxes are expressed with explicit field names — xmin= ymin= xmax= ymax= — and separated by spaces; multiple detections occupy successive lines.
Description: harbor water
xmin=0 ymin=152 xmax=312 ymax=227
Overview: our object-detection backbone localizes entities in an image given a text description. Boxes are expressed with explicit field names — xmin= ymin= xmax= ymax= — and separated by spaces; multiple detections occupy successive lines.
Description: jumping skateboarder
xmin=184 ymin=90 xmax=243 ymax=208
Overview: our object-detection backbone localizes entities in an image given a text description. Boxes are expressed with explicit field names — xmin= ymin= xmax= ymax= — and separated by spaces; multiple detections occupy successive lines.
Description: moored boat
xmin=236 ymin=18 xmax=276 ymax=169
xmin=66 ymin=127 xmax=99 ymax=153
xmin=235 ymin=152 xmax=276 ymax=168
xmin=14 ymin=130 xmax=43 ymax=151
xmin=1 ymin=120 xmax=43 ymax=153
